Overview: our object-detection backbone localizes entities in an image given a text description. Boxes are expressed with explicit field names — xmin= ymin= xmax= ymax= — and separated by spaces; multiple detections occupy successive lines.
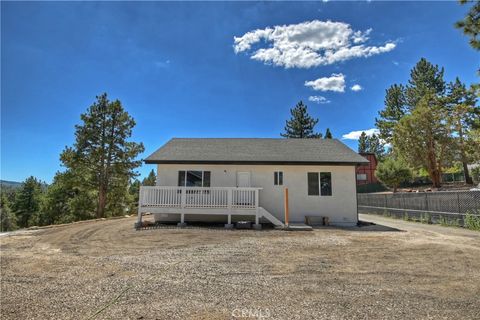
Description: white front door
xmin=236 ymin=171 xmax=251 ymax=187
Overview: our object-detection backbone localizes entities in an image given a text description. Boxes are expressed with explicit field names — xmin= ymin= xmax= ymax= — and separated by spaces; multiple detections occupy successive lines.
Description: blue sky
xmin=1 ymin=1 xmax=478 ymax=183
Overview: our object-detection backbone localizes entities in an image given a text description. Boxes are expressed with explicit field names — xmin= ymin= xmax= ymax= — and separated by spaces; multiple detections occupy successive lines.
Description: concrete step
xmin=286 ymin=223 xmax=313 ymax=231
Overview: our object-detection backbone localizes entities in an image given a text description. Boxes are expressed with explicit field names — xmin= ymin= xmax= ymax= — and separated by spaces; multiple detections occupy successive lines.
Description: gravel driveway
xmin=1 ymin=214 xmax=479 ymax=319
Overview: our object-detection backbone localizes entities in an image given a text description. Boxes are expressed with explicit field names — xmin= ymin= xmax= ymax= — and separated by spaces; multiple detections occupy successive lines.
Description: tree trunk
xmin=97 ymin=186 xmax=107 ymax=218
xmin=463 ymin=161 xmax=473 ymax=185
xmin=430 ymin=169 xmax=441 ymax=189
xmin=426 ymin=140 xmax=441 ymax=189
xmin=457 ymin=120 xmax=473 ymax=185
xmin=23 ymin=214 xmax=29 ymax=228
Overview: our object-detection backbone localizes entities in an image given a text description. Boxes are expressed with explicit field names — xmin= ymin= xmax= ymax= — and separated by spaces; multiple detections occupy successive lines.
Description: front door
xmin=236 ymin=171 xmax=251 ymax=187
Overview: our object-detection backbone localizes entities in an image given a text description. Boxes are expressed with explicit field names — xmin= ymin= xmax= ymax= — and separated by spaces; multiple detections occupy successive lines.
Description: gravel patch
xmin=1 ymin=215 xmax=479 ymax=319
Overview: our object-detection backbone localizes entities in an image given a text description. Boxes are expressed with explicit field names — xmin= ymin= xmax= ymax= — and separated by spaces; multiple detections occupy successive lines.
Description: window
xmin=357 ymin=173 xmax=367 ymax=181
xmin=320 ymin=172 xmax=332 ymax=196
xmin=308 ymin=172 xmax=332 ymax=196
xmin=203 ymin=171 xmax=211 ymax=187
xmin=178 ymin=171 xmax=186 ymax=186
xmin=307 ymin=172 xmax=319 ymax=196
xmin=187 ymin=171 xmax=202 ymax=187
xmin=274 ymin=171 xmax=283 ymax=186
xmin=178 ymin=171 xmax=211 ymax=187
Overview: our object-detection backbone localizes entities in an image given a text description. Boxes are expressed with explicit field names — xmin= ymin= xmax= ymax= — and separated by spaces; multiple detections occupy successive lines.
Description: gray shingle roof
xmin=145 ymin=138 xmax=368 ymax=165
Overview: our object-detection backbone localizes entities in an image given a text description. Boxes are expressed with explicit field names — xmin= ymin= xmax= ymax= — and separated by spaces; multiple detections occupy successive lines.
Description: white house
xmin=137 ymin=138 xmax=368 ymax=229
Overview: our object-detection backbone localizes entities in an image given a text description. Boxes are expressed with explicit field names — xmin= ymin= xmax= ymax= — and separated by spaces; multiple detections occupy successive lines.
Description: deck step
xmin=258 ymin=207 xmax=285 ymax=228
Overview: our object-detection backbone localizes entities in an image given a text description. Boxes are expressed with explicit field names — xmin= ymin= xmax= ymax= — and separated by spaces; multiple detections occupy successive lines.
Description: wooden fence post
xmin=284 ymin=188 xmax=289 ymax=226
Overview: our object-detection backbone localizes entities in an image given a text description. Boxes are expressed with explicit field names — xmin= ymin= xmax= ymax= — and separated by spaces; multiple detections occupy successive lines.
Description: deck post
xmin=253 ymin=189 xmax=261 ymax=229
xmin=177 ymin=212 xmax=187 ymax=228
xmin=177 ymin=188 xmax=187 ymax=227
xmin=225 ymin=214 xmax=233 ymax=229
xmin=180 ymin=188 xmax=186 ymax=209
xmin=227 ymin=188 xmax=232 ymax=213
xmin=135 ymin=187 xmax=143 ymax=229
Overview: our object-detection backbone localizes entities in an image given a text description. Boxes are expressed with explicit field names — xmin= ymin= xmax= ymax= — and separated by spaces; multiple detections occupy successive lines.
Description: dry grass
xmin=1 ymin=214 xmax=479 ymax=319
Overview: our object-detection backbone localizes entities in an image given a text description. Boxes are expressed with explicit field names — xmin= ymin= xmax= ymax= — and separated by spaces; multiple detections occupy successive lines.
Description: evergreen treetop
xmin=281 ymin=101 xmax=321 ymax=138
xmin=142 ymin=169 xmax=157 ymax=186
xmin=324 ymin=128 xmax=333 ymax=139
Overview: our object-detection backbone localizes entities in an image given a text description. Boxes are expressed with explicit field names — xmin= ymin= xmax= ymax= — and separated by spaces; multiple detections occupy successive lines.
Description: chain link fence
xmin=357 ymin=191 xmax=480 ymax=226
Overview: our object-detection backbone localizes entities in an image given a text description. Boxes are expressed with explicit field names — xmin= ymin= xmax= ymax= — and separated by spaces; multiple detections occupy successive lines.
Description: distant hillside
xmin=1 ymin=180 xmax=49 ymax=192
xmin=0 ymin=180 xmax=23 ymax=189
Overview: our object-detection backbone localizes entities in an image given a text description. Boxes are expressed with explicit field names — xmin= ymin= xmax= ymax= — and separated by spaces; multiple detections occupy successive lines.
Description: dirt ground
xmin=1 ymin=214 xmax=479 ymax=320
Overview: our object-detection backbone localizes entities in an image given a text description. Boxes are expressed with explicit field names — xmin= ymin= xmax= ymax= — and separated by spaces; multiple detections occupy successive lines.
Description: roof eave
xmin=144 ymin=159 xmax=368 ymax=166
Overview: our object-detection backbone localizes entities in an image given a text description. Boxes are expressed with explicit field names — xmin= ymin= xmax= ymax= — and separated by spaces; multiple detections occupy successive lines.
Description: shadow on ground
xmin=353 ymin=220 xmax=403 ymax=232
xmin=310 ymin=221 xmax=403 ymax=232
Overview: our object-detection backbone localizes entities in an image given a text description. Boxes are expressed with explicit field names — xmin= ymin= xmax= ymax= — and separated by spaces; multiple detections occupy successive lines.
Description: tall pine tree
xmin=281 ymin=101 xmax=321 ymax=138
xmin=1 ymin=193 xmax=17 ymax=232
xmin=455 ymin=0 xmax=480 ymax=50
xmin=358 ymin=132 xmax=368 ymax=153
xmin=357 ymin=132 xmax=385 ymax=160
xmin=367 ymin=134 xmax=386 ymax=161
xmin=376 ymin=58 xmax=451 ymax=188
xmin=60 ymin=93 xmax=144 ymax=218
xmin=13 ymin=176 xmax=43 ymax=228
xmin=375 ymin=84 xmax=407 ymax=144
xmin=142 ymin=169 xmax=157 ymax=186
xmin=446 ymin=78 xmax=479 ymax=184
xmin=324 ymin=128 xmax=333 ymax=139
xmin=393 ymin=93 xmax=452 ymax=188
xmin=406 ymin=58 xmax=446 ymax=108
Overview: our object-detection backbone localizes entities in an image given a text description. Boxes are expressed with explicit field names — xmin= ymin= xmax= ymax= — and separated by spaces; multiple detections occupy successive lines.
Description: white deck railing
xmin=139 ymin=186 xmax=260 ymax=210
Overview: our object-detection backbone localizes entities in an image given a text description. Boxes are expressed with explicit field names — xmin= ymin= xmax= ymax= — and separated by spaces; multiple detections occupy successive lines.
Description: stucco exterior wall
xmin=154 ymin=164 xmax=358 ymax=226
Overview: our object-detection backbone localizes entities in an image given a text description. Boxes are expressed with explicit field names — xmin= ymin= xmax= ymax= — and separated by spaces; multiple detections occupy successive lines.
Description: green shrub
xmin=464 ymin=212 xmax=480 ymax=231
xmin=439 ymin=216 xmax=448 ymax=226
xmin=448 ymin=218 xmax=460 ymax=227
xmin=357 ymin=183 xmax=388 ymax=193
xmin=420 ymin=212 xmax=431 ymax=224
xmin=403 ymin=212 xmax=409 ymax=221
xmin=375 ymin=158 xmax=412 ymax=193
xmin=471 ymin=167 xmax=480 ymax=183
xmin=425 ymin=212 xmax=431 ymax=224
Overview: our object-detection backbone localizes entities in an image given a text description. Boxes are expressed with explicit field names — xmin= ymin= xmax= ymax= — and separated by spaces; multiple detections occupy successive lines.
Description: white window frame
xmin=178 ymin=170 xmax=211 ymax=187
xmin=274 ymin=171 xmax=283 ymax=186
xmin=307 ymin=172 xmax=332 ymax=196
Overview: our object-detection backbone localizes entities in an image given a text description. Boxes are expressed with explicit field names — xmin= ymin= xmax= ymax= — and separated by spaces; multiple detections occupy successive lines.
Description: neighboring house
xmin=137 ymin=138 xmax=368 ymax=228
xmin=356 ymin=153 xmax=378 ymax=185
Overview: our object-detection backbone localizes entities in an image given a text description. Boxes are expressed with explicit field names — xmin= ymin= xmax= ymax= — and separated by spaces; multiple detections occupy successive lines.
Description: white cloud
xmin=342 ymin=128 xmax=379 ymax=140
xmin=308 ymin=95 xmax=331 ymax=104
xmin=350 ymin=84 xmax=363 ymax=92
xmin=305 ymin=73 xmax=345 ymax=92
xmin=233 ymin=20 xmax=396 ymax=68
xmin=352 ymin=28 xmax=372 ymax=44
